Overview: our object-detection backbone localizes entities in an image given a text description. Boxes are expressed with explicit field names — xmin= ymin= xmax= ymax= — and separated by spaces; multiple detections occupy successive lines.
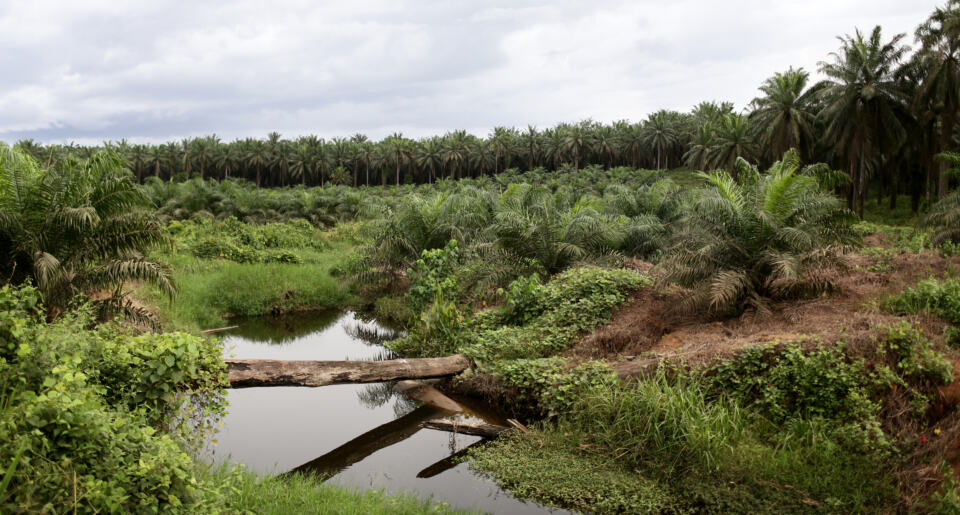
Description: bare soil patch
xmin=568 ymin=249 xmax=960 ymax=366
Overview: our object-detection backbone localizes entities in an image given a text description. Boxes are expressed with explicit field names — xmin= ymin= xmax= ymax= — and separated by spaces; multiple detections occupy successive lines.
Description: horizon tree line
xmin=7 ymin=2 xmax=960 ymax=218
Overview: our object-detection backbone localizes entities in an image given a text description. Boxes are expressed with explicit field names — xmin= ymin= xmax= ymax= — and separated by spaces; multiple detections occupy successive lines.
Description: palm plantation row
xmin=10 ymin=3 xmax=960 ymax=219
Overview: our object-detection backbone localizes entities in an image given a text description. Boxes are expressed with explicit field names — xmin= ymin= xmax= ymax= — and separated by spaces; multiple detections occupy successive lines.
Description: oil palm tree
xmin=817 ymin=26 xmax=911 ymax=218
xmin=415 ymin=137 xmax=444 ymax=183
xmin=519 ymin=125 xmax=540 ymax=171
xmin=0 ymin=145 xmax=173 ymax=321
xmin=641 ymin=111 xmax=677 ymax=170
xmin=245 ymin=139 xmax=271 ymax=187
xmin=683 ymin=122 xmax=716 ymax=171
xmin=708 ymin=113 xmax=759 ymax=174
xmin=749 ymin=67 xmax=821 ymax=162
xmin=489 ymin=126 xmax=516 ymax=174
xmin=384 ymin=133 xmax=413 ymax=185
xmin=915 ymin=1 xmax=960 ymax=198
xmin=660 ymin=149 xmax=858 ymax=317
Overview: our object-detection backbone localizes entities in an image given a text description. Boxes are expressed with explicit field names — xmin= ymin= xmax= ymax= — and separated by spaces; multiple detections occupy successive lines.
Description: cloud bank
xmin=0 ymin=0 xmax=940 ymax=143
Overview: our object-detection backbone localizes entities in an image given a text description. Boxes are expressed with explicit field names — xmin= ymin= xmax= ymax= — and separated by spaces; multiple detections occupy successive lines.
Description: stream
xmin=211 ymin=310 xmax=568 ymax=514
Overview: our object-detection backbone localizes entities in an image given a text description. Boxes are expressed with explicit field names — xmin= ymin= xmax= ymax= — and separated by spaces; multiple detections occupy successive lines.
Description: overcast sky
xmin=0 ymin=0 xmax=943 ymax=144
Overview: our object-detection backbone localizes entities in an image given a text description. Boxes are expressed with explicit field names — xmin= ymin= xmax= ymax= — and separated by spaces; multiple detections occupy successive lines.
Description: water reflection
xmin=216 ymin=310 xmax=570 ymax=514
xmin=356 ymin=382 xmax=418 ymax=418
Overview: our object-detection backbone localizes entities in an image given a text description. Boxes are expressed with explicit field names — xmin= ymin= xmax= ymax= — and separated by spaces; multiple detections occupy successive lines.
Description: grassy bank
xmin=136 ymin=218 xmax=360 ymax=332
xmin=464 ymin=321 xmax=958 ymax=513
xmin=205 ymin=468 xmax=463 ymax=514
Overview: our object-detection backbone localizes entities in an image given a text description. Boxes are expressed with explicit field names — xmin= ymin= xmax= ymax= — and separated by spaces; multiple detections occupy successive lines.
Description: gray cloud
xmin=0 ymin=0 xmax=942 ymax=144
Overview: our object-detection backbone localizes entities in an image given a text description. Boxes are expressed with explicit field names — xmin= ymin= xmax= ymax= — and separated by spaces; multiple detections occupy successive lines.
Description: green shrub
xmin=705 ymin=340 xmax=879 ymax=425
xmin=405 ymin=239 xmax=462 ymax=315
xmin=390 ymin=267 xmax=646 ymax=359
xmin=488 ymin=358 xmax=617 ymax=417
xmin=885 ymin=277 xmax=960 ymax=325
xmin=0 ymin=284 xmax=226 ymax=512
xmin=170 ymin=217 xmax=327 ymax=265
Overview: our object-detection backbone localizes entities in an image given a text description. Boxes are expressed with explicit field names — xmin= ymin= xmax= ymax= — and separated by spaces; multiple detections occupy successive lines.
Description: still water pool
xmin=212 ymin=310 xmax=569 ymax=514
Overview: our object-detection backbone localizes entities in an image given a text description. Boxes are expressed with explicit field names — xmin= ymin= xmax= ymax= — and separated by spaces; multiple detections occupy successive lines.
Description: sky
xmin=0 ymin=0 xmax=944 ymax=144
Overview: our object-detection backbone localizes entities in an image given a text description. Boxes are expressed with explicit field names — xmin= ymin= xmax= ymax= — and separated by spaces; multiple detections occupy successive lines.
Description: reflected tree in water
xmin=357 ymin=382 xmax=418 ymax=418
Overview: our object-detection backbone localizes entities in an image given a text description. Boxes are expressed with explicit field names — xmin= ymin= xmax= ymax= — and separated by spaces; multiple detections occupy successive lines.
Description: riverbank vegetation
xmin=3 ymin=3 xmax=960 ymax=513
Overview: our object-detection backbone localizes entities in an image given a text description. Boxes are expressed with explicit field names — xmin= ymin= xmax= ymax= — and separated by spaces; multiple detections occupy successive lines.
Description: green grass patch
xmin=138 ymin=222 xmax=359 ymax=332
xmin=466 ymin=430 xmax=671 ymax=513
xmin=205 ymin=467 xmax=465 ymax=514
xmin=862 ymin=195 xmax=920 ymax=227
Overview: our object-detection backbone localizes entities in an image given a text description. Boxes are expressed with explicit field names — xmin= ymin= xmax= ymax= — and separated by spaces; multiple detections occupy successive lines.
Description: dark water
xmin=213 ymin=311 xmax=569 ymax=514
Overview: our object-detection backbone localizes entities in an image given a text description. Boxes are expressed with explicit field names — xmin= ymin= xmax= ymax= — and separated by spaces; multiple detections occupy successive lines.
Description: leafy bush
xmin=706 ymin=341 xmax=880 ymax=425
xmin=885 ymin=277 xmax=960 ymax=325
xmin=660 ymin=150 xmax=858 ymax=316
xmin=168 ymin=217 xmax=326 ymax=264
xmin=488 ymin=358 xmax=618 ymax=417
xmin=0 ymin=284 xmax=227 ymax=512
xmin=405 ymin=239 xmax=462 ymax=315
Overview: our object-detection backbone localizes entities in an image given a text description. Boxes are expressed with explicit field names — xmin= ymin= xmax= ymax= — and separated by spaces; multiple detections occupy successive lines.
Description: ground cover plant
xmin=467 ymin=324 xmax=956 ymax=513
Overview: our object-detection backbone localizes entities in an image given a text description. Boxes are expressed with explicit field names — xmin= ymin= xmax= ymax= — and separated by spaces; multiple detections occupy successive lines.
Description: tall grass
xmin=519 ymin=370 xmax=899 ymax=511
xmin=138 ymin=242 xmax=356 ymax=331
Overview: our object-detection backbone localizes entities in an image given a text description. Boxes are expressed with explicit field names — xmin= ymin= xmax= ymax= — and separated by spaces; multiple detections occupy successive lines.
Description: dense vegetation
xmin=2 ymin=3 xmax=960 ymax=514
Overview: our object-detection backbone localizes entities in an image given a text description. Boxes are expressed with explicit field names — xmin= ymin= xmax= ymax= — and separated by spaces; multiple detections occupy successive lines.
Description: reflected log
xmin=416 ymin=440 xmax=488 ymax=478
xmin=290 ymin=405 xmax=441 ymax=478
xmin=395 ymin=380 xmax=465 ymax=413
xmin=227 ymin=354 xmax=471 ymax=388
xmin=422 ymin=419 xmax=509 ymax=438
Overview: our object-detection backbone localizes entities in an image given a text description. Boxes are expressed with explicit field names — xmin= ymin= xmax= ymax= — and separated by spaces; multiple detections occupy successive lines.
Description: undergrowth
xmin=468 ymin=324 xmax=956 ymax=513
xmin=885 ymin=277 xmax=960 ymax=325
xmin=137 ymin=222 xmax=357 ymax=331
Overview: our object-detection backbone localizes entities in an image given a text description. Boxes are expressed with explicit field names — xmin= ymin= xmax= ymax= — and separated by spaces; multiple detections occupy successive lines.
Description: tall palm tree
xmin=384 ymin=133 xmax=413 ymax=185
xmin=443 ymin=130 xmax=470 ymax=180
xmin=683 ymin=122 xmax=716 ymax=171
xmin=915 ymin=1 xmax=960 ymax=197
xmin=489 ymin=126 xmax=515 ymax=174
xmin=415 ymin=137 xmax=444 ymax=183
xmin=640 ymin=111 xmax=677 ymax=170
xmin=214 ymin=143 xmax=242 ymax=180
xmin=817 ymin=26 xmax=911 ymax=217
xmin=560 ymin=123 xmax=590 ymax=169
xmin=619 ymin=122 xmax=647 ymax=168
xmin=246 ymin=139 xmax=271 ymax=187
xmin=126 ymin=144 xmax=150 ymax=183
xmin=708 ymin=113 xmax=759 ymax=174
xmin=749 ymin=67 xmax=821 ymax=162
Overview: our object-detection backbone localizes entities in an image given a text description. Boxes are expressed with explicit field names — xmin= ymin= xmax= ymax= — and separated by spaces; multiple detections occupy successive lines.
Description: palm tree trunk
xmin=939 ymin=111 xmax=956 ymax=199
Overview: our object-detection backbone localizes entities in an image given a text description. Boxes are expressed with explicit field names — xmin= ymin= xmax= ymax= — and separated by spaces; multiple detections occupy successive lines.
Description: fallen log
xmin=395 ymin=380 xmax=465 ymax=413
xmin=201 ymin=325 xmax=239 ymax=334
xmin=422 ymin=419 xmax=509 ymax=438
xmin=227 ymin=354 xmax=471 ymax=388
xmin=290 ymin=405 xmax=441 ymax=478
xmin=416 ymin=440 xmax=487 ymax=478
